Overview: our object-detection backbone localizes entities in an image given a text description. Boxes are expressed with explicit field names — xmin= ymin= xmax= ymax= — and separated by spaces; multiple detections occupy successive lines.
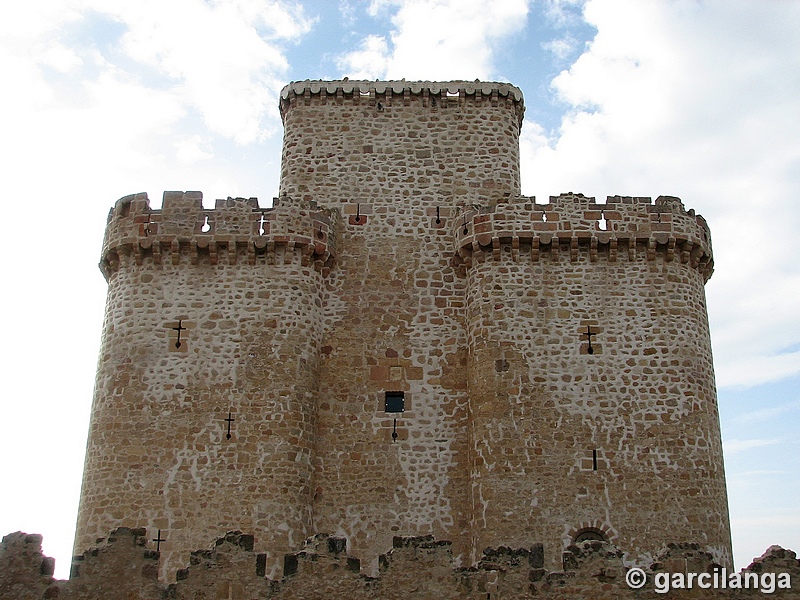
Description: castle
xmin=4 ymin=80 xmax=771 ymax=598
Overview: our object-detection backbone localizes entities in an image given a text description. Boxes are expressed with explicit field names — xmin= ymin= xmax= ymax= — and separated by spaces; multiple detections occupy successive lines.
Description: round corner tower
xmin=74 ymin=190 xmax=338 ymax=579
xmin=454 ymin=192 xmax=731 ymax=568
xmin=75 ymin=79 xmax=731 ymax=580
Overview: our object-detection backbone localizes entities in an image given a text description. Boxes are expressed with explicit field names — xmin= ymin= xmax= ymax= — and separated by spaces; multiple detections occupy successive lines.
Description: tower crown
xmin=453 ymin=192 xmax=713 ymax=279
xmin=100 ymin=191 xmax=338 ymax=280
xmin=279 ymin=79 xmax=525 ymax=127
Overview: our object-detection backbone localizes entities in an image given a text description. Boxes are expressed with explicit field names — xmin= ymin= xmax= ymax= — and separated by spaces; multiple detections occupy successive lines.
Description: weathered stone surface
xmin=2 ymin=531 xmax=797 ymax=599
xmin=0 ymin=533 xmax=54 ymax=600
xmin=59 ymin=79 xmax=732 ymax=590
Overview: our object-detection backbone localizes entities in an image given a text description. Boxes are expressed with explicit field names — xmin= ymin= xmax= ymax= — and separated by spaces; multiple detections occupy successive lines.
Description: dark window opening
xmin=574 ymin=528 xmax=607 ymax=544
xmin=385 ymin=391 xmax=405 ymax=413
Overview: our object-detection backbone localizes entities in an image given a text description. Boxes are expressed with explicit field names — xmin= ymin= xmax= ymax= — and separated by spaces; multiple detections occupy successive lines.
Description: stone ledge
xmin=279 ymin=79 xmax=524 ymax=103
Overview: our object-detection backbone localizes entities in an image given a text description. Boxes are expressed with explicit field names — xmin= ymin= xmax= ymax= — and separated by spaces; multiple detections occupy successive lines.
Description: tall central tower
xmin=278 ymin=81 xmax=525 ymax=572
xmin=74 ymin=80 xmax=731 ymax=580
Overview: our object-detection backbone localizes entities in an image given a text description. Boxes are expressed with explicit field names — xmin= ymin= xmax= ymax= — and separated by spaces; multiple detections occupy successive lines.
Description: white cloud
xmin=0 ymin=0 xmax=82 ymax=39
xmin=542 ymin=36 xmax=579 ymax=61
xmin=337 ymin=34 xmax=390 ymax=79
xmin=0 ymin=0 xmax=315 ymax=201
xmin=732 ymin=402 xmax=800 ymax=426
xmin=520 ymin=0 xmax=800 ymax=388
xmin=1 ymin=0 xmax=315 ymax=151
xmin=723 ymin=439 xmax=782 ymax=456
xmin=100 ymin=0 xmax=313 ymax=143
xmin=342 ymin=0 xmax=532 ymax=81
xmin=175 ymin=135 xmax=215 ymax=164
xmin=367 ymin=0 xmax=395 ymax=18
xmin=219 ymin=0 xmax=315 ymax=39
xmin=542 ymin=0 xmax=586 ymax=28
xmin=39 ymin=42 xmax=84 ymax=72
xmin=339 ymin=0 xmax=359 ymax=26
xmin=716 ymin=352 xmax=800 ymax=390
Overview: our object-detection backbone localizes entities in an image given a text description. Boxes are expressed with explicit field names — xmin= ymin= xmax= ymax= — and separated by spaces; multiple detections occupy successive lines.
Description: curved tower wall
xmin=74 ymin=192 xmax=337 ymax=579
xmin=457 ymin=193 xmax=730 ymax=568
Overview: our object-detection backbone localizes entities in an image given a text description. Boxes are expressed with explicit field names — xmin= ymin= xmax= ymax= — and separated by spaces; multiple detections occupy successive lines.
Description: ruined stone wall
xmin=2 ymin=529 xmax=797 ymax=600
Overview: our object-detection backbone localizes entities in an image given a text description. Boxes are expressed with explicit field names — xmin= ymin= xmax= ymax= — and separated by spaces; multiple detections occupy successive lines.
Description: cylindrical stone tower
xmin=74 ymin=191 xmax=337 ymax=578
xmin=456 ymin=192 xmax=731 ymax=569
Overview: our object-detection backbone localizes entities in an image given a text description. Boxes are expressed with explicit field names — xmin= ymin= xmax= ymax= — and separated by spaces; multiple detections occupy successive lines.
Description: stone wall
xmin=2 ymin=529 xmax=797 ymax=599
xmin=71 ymin=80 xmax=731 ymax=581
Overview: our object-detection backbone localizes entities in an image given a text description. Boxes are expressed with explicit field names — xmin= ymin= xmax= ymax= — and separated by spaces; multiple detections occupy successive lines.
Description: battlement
xmin=279 ymin=79 xmax=525 ymax=127
xmin=2 ymin=530 xmax=796 ymax=599
xmin=100 ymin=191 xmax=339 ymax=278
xmin=452 ymin=192 xmax=713 ymax=280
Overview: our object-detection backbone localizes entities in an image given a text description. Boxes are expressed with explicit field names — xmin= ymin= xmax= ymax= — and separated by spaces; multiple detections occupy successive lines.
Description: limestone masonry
xmin=6 ymin=80 xmax=786 ymax=598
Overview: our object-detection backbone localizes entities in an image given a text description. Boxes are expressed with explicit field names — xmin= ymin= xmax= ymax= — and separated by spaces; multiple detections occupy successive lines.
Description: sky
xmin=0 ymin=0 xmax=798 ymax=579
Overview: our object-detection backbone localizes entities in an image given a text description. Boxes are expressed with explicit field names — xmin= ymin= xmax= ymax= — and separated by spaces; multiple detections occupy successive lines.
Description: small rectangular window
xmin=384 ymin=391 xmax=405 ymax=413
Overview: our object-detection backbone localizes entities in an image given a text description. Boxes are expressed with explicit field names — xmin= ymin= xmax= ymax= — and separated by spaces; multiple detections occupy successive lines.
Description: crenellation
xmin=451 ymin=193 xmax=713 ymax=280
xmin=279 ymin=79 xmax=524 ymax=116
xmin=100 ymin=191 xmax=339 ymax=279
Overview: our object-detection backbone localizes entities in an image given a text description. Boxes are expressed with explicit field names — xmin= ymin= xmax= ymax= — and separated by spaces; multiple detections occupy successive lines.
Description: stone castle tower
xmin=74 ymin=80 xmax=732 ymax=580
